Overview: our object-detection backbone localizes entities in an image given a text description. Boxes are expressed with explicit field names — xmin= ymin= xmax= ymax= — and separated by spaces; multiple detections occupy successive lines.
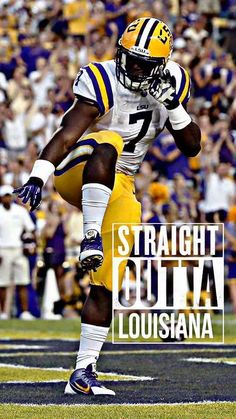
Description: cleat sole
xmin=80 ymin=254 xmax=103 ymax=271
xmin=64 ymin=381 xmax=115 ymax=396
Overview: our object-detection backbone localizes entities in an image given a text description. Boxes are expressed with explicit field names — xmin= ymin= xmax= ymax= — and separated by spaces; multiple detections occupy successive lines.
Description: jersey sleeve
xmin=73 ymin=62 xmax=114 ymax=116
xmin=167 ymin=61 xmax=191 ymax=106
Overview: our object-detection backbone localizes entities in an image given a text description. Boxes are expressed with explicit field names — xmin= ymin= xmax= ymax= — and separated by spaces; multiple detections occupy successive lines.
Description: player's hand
xmin=149 ymin=70 xmax=179 ymax=110
xmin=13 ymin=177 xmax=43 ymax=211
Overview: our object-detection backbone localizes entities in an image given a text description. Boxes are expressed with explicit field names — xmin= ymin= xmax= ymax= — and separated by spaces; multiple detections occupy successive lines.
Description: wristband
xmin=29 ymin=159 xmax=55 ymax=185
xmin=167 ymin=103 xmax=191 ymax=130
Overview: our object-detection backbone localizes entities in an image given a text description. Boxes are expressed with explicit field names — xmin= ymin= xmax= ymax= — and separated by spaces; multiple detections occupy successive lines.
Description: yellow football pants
xmin=54 ymin=131 xmax=141 ymax=291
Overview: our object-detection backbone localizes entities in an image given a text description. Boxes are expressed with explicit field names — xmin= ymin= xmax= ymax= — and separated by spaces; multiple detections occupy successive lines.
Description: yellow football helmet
xmin=116 ymin=17 xmax=173 ymax=91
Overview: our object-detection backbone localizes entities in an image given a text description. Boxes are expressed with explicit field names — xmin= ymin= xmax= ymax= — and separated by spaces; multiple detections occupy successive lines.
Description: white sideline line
xmin=184 ymin=357 xmax=236 ymax=365
xmin=0 ymin=363 xmax=153 ymax=381
xmin=0 ymin=401 xmax=235 ymax=407
xmin=0 ymin=345 xmax=46 ymax=349
xmin=4 ymin=380 xmax=65 ymax=384
xmin=100 ymin=372 xmax=153 ymax=381
xmin=3 ymin=376 xmax=153 ymax=384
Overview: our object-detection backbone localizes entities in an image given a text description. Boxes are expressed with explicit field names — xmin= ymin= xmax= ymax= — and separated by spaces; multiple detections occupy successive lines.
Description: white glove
xmin=149 ymin=70 xmax=179 ymax=110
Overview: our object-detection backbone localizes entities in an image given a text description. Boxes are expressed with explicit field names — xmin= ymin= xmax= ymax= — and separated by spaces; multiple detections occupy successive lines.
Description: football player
xmin=14 ymin=18 xmax=201 ymax=396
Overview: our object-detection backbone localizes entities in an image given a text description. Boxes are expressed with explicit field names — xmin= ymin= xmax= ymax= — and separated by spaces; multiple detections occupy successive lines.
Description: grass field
xmin=0 ymin=403 xmax=236 ymax=419
xmin=0 ymin=314 xmax=235 ymax=418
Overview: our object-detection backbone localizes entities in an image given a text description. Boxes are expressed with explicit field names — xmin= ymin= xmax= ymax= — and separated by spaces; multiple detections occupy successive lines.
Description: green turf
xmin=0 ymin=319 xmax=81 ymax=339
xmin=0 ymin=403 xmax=235 ymax=419
xmin=0 ymin=314 xmax=235 ymax=342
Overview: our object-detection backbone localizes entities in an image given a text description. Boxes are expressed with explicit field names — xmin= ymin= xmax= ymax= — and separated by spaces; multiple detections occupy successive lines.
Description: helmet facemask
xmin=116 ymin=45 xmax=167 ymax=92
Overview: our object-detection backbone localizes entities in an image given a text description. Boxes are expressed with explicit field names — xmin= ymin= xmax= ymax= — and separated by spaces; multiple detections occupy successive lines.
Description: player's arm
xmin=13 ymin=99 xmax=99 ymax=210
xmin=165 ymin=112 xmax=201 ymax=157
xmin=149 ymin=69 xmax=201 ymax=157
xmin=40 ymin=99 xmax=99 ymax=165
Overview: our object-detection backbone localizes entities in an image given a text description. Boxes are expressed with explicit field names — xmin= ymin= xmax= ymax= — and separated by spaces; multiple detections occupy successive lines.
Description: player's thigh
xmin=13 ymin=252 xmax=30 ymax=286
xmin=54 ymin=131 xmax=123 ymax=208
xmin=54 ymin=162 xmax=85 ymax=208
xmin=90 ymin=174 xmax=141 ymax=291
xmin=0 ymin=249 xmax=12 ymax=287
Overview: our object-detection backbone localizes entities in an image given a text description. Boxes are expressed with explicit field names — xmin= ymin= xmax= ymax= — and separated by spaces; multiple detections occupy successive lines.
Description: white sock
xmin=76 ymin=323 xmax=109 ymax=369
xmin=82 ymin=183 xmax=111 ymax=235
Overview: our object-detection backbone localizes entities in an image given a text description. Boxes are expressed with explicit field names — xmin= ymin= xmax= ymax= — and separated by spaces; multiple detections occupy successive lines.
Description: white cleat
xmin=64 ymin=364 xmax=115 ymax=396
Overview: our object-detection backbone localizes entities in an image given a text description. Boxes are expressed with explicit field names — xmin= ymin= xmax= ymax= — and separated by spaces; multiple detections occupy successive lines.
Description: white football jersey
xmin=71 ymin=60 xmax=190 ymax=175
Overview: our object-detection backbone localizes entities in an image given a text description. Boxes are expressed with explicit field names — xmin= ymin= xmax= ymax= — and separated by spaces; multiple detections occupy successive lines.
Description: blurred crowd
xmin=0 ymin=0 xmax=236 ymax=319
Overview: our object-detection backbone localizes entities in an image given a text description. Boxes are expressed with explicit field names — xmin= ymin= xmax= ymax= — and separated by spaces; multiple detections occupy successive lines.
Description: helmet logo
xmin=130 ymin=46 xmax=150 ymax=55
xmin=158 ymin=29 xmax=168 ymax=44
xmin=158 ymin=25 xmax=172 ymax=45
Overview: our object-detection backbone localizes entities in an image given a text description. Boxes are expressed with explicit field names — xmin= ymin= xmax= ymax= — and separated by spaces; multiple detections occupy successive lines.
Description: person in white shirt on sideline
xmin=0 ymin=185 xmax=36 ymax=320
xmin=202 ymin=163 xmax=235 ymax=223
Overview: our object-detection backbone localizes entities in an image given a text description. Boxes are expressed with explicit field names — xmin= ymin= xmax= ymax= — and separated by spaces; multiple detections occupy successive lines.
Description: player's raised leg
xmin=79 ymin=143 xmax=117 ymax=272
xmin=54 ymin=130 xmax=123 ymax=272
xmin=79 ymin=131 xmax=123 ymax=271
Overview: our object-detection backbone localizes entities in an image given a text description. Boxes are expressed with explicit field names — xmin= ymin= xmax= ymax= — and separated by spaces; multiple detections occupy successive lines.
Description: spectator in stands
xmin=183 ymin=14 xmax=209 ymax=46
xmin=88 ymin=1 xmax=106 ymax=34
xmin=150 ymin=131 xmax=190 ymax=179
xmin=2 ymin=104 xmax=27 ymax=154
xmin=63 ymin=0 xmax=89 ymax=39
xmin=201 ymin=163 xmax=235 ymax=222
xmin=41 ymin=199 xmax=68 ymax=300
xmin=0 ymin=185 xmax=36 ymax=319
xmin=7 ymin=65 xmax=28 ymax=102
xmin=54 ymin=73 xmax=74 ymax=112
xmin=211 ymin=115 xmax=236 ymax=165
xmin=172 ymin=37 xmax=192 ymax=67
xmin=105 ymin=0 xmax=132 ymax=38
xmin=11 ymin=85 xmax=39 ymax=140
xmin=29 ymin=57 xmax=55 ymax=106
xmin=3 ymin=156 xmax=29 ymax=189
xmin=198 ymin=0 xmax=220 ymax=16
xmin=29 ymin=101 xmax=57 ymax=150
xmin=171 ymin=174 xmax=197 ymax=222
xmin=88 ymin=22 xmax=118 ymax=62
xmin=141 ymin=193 xmax=161 ymax=224
xmin=135 ymin=161 xmax=158 ymax=199
xmin=20 ymin=34 xmax=51 ymax=75
xmin=0 ymin=148 xmax=8 ymax=186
